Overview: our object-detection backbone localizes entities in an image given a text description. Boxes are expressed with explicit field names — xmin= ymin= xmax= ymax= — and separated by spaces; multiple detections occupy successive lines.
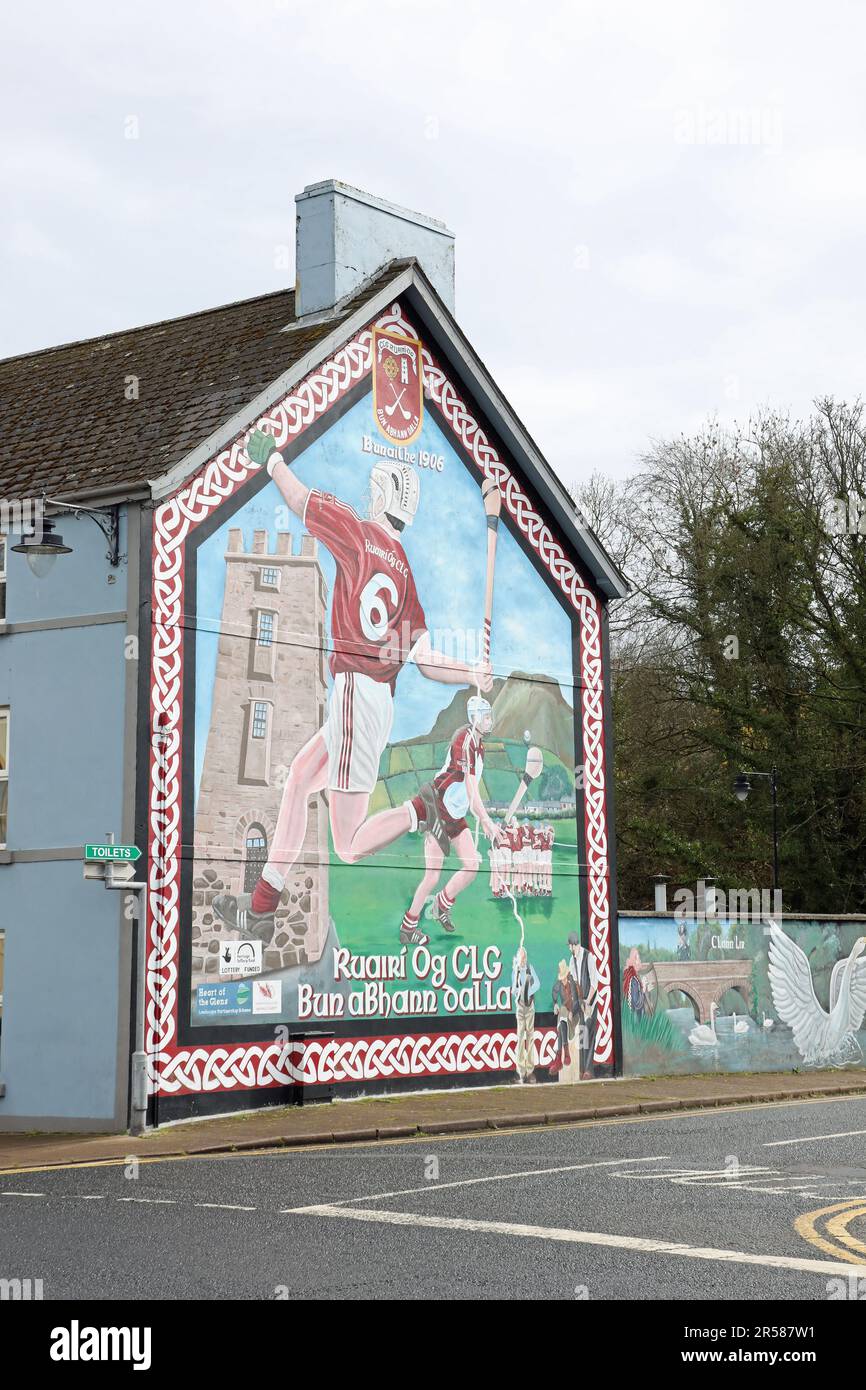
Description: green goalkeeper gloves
xmin=247 ymin=428 xmax=279 ymax=468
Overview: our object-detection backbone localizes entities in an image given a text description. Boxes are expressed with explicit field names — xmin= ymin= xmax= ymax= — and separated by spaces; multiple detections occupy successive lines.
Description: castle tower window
xmin=260 ymin=566 xmax=279 ymax=590
xmin=241 ymin=698 xmax=273 ymax=784
xmin=243 ymin=825 xmax=268 ymax=893
xmin=252 ymin=701 xmax=269 ymax=739
xmin=250 ymin=607 xmax=277 ymax=680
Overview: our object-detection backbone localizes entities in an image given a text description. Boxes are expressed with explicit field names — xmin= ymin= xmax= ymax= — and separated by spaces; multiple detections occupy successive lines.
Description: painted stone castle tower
xmin=191 ymin=526 xmax=329 ymax=987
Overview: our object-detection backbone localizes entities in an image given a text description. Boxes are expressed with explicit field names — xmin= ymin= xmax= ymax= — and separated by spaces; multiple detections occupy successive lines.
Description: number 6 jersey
xmin=303 ymin=489 xmax=428 ymax=692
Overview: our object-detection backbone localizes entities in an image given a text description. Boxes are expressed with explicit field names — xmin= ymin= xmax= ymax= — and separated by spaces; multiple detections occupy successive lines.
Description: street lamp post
xmin=733 ymin=765 xmax=780 ymax=893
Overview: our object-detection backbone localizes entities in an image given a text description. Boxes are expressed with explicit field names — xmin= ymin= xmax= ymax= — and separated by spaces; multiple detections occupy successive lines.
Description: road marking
xmin=826 ymin=1205 xmax=866 ymax=1259
xmin=765 ymin=1128 xmax=866 ymax=1148
xmin=611 ymin=1165 xmax=777 ymax=1181
xmin=0 ymin=1155 xmax=202 ymax=1177
xmin=288 ymin=1203 xmax=866 ymax=1276
xmin=1 ymin=1190 xmax=44 ymax=1197
xmin=117 ymin=1197 xmax=176 ymax=1204
xmin=795 ymin=1198 xmax=866 ymax=1265
xmin=195 ymin=1202 xmax=257 ymax=1211
xmin=608 ymin=1163 xmax=854 ymax=1197
xmin=287 ymin=1154 xmax=671 ymax=1209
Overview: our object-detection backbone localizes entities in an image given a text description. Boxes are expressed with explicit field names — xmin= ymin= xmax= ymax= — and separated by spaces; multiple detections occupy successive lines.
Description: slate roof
xmin=0 ymin=262 xmax=411 ymax=503
xmin=0 ymin=256 xmax=629 ymax=597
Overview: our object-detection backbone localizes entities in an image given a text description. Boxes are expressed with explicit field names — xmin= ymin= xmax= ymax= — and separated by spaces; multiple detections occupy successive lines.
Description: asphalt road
xmin=3 ymin=1094 xmax=866 ymax=1301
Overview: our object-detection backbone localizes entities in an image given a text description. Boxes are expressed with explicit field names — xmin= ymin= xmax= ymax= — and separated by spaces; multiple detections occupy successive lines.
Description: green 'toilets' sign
xmin=85 ymin=844 xmax=141 ymax=862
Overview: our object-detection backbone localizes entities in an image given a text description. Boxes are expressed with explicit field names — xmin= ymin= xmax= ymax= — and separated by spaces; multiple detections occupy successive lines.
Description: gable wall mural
xmin=621 ymin=914 xmax=866 ymax=1076
xmin=143 ymin=300 xmax=618 ymax=1112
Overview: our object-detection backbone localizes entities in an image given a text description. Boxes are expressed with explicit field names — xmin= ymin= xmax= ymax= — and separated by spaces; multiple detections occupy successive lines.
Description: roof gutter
xmin=45 ymin=482 xmax=152 ymax=509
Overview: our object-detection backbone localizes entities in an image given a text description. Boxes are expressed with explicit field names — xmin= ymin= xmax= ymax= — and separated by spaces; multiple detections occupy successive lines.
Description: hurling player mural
xmin=186 ymin=323 xmax=605 ymax=1087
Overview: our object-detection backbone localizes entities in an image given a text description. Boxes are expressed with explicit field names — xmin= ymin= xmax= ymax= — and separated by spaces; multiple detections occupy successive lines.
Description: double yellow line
xmin=796 ymin=1198 xmax=866 ymax=1264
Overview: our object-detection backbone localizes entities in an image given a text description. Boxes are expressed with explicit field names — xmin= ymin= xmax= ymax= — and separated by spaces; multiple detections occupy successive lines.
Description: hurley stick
xmin=505 ymin=746 xmax=544 ymax=824
xmin=481 ymin=478 xmax=502 ymax=667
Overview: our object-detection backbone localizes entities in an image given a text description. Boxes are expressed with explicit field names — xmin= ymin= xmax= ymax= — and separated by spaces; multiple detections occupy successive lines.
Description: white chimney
xmin=294 ymin=179 xmax=455 ymax=318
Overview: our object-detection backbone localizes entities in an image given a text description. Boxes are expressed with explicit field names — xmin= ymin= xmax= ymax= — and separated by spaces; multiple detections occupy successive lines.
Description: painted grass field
xmin=328 ymin=814 xmax=581 ymax=1020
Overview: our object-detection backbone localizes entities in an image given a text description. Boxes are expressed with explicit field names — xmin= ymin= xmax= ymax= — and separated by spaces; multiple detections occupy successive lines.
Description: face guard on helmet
xmin=368 ymin=461 xmax=420 ymax=530
xmin=467 ymin=695 xmax=494 ymax=734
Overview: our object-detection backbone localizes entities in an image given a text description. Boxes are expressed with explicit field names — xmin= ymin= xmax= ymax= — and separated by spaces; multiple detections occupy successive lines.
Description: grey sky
xmin=3 ymin=1 xmax=865 ymax=488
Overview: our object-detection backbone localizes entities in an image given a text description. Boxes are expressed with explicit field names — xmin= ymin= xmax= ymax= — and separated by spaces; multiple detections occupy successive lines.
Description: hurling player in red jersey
xmin=513 ymin=820 xmax=528 ymax=896
xmin=504 ymin=818 xmax=520 ymax=895
xmin=544 ymin=822 xmax=555 ymax=895
xmin=531 ymin=822 xmax=543 ymax=894
xmin=398 ymin=696 xmax=499 ymax=939
xmin=213 ymin=428 xmax=492 ymax=942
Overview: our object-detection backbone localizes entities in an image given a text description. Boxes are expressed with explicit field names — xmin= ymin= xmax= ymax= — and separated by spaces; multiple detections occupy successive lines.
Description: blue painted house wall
xmin=0 ymin=508 xmax=136 ymax=1130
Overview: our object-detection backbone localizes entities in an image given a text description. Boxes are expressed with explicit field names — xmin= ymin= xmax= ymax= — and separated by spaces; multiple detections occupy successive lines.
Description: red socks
xmin=251 ymin=877 xmax=282 ymax=915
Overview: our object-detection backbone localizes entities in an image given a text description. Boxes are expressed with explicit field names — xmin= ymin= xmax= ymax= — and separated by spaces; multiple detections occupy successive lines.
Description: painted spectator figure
xmin=549 ymin=959 xmax=579 ymax=1075
xmin=623 ymin=947 xmax=654 ymax=1015
xmin=512 ymin=946 xmax=540 ymax=1083
xmin=677 ymin=919 xmax=691 ymax=961
xmin=568 ymin=931 xmax=599 ymax=1079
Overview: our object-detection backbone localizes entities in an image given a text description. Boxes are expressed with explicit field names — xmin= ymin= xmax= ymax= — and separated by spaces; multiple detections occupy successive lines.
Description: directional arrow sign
xmin=85 ymin=844 xmax=141 ymax=862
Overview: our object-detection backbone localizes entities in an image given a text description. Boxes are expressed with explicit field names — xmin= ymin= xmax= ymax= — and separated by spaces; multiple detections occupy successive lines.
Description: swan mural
xmin=768 ymin=926 xmax=866 ymax=1067
xmin=620 ymin=916 xmax=866 ymax=1078
xmin=689 ymin=1001 xmax=718 ymax=1048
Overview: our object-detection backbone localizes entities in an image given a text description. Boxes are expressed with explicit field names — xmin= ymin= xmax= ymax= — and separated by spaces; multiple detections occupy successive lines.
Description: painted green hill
xmin=405 ymin=670 xmax=576 ymax=770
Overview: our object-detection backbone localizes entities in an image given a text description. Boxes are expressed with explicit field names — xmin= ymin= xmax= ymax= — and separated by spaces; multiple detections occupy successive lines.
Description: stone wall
xmin=191 ymin=528 xmax=329 ymax=990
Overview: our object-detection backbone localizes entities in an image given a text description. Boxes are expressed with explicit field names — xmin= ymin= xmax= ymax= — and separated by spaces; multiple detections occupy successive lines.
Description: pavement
xmin=2 ymin=1067 xmax=865 ymax=1172
xmin=3 ymin=1093 xmax=866 ymax=1300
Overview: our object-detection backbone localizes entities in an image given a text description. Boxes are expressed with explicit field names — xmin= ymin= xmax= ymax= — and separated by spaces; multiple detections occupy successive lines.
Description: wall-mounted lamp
xmin=11 ymin=517 xmax=73 ymax=577
xmin=12 ymin=498 xmax=121 ymax=575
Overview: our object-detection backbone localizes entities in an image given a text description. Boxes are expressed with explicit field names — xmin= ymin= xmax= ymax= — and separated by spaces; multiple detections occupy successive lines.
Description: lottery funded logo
xmin=372 ymin=328 xmax=424 ymax=445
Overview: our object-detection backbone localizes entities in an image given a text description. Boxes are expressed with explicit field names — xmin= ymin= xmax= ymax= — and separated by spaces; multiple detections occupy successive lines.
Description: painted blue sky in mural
xmin=619 ymin=918 xmax=752 ymax=954
xmin=194 ymin=395 xmax=575 ymax=798
xmin=619 ymin=919 xmax=683 ymax=953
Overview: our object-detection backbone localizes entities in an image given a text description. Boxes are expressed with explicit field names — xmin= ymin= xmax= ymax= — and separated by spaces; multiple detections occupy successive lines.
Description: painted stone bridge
xmin=652 ymin=960 xmax=753 ymax=1023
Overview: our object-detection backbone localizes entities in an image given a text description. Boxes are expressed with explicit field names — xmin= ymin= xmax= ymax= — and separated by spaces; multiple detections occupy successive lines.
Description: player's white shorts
xmin=323 ymin=671 xmax=394 ymax=794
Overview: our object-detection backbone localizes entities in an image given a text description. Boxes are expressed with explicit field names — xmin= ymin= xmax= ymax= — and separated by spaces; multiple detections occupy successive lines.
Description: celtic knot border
xmin=147 ymin=299 xmax=614 ymax=1097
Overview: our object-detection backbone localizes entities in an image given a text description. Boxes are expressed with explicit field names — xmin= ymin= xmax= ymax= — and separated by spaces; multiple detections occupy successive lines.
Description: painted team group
xmin=489 ymin=819 xmax=556 ymax=899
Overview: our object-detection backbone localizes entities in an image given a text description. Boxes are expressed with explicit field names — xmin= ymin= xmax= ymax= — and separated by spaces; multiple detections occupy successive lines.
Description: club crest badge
xmin=372 ymin=328 xmax=424 ymax=445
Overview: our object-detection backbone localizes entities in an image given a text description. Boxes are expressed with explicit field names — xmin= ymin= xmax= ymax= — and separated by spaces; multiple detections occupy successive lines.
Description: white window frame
xmin=0 ymin=534 xmax=6 ymax=626
xmin=251 ymin=701 xmax=269 ymax=739
xmin=256 ymin=610 xmax=275 ymax=648
xmin=260 ymin=565 xmax=279 ymax=590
